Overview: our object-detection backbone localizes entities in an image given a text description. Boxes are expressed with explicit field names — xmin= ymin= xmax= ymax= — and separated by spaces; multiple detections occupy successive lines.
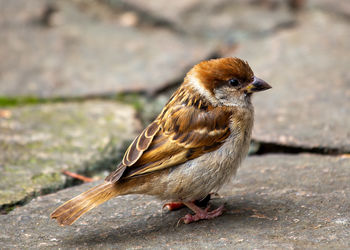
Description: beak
xmin=244 ymin=76 xmax=271 ymax=93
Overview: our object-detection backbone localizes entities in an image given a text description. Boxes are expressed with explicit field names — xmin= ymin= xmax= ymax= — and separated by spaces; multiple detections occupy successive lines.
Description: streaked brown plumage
xmin=51 ymin=57 xmax=271 ymax=225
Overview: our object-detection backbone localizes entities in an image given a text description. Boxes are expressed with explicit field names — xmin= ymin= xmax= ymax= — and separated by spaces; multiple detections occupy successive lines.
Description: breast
xmin=162 ymin=107 xmax=254 ymax=201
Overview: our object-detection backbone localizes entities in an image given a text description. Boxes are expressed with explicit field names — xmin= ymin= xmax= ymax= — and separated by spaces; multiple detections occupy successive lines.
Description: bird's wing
xmin=104 ymin=121 xmax=160 ymax=182
xmin=105 ymin=95 xmax=233 ymax=183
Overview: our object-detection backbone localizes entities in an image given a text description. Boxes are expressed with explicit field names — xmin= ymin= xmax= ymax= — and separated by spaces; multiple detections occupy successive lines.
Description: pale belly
xmin=160 ymin=120 xmax=252 ymax=201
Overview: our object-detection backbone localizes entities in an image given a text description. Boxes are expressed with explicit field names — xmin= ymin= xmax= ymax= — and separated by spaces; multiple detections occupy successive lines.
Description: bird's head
xmin=186 ymin=57 xmax=271 ymax=107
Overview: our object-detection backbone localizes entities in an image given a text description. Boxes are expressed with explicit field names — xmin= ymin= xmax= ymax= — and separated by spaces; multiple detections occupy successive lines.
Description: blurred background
xmin=0 ymin=0 xmax=349 ymax=247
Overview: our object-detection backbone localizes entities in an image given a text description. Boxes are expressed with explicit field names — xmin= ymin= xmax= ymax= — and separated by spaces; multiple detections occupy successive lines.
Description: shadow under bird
xmin=51 ymin=57 xmax=271 ymax=225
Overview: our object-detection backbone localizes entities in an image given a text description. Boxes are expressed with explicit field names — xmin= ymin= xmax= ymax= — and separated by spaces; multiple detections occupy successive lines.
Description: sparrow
xmin=51 ymin=57 xmax=271 ymax=225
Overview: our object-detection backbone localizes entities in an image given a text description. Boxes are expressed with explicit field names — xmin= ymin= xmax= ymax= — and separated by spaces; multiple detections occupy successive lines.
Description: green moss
xmin=31 ymin=173 xmax=61 ymax=186
xmin=114 ymin=93 xmax=145 ymax=113
xmin=0 ymin=96 xmax=90 ymax=107
xmin=1 ymin=101 xmax=140 ymax=211
xmin=0 ymin=96 xmax=44 ymax=107
xmin=0 ymin=93 xmax=146 ymax=112
xmin=0 ymin=96 xmax=65 ymax=107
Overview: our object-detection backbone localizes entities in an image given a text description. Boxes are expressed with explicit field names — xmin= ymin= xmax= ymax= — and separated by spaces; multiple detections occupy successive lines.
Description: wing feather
xmin=123 ymin=121 xmax=160 ymax=166
xmin=122 ymin=105 xmax=232 ymax=179
xmin=105 ymin=121 xmax=160 ymax=182
xmin=106 ymin=86 xmax=234 ymax=183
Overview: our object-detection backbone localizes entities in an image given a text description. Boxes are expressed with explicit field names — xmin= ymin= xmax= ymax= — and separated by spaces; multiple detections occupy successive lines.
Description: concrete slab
xmin=0 ymin=101 xmax=141 ymax=209
xmin=228 ymin=12 xmax=350 ymax=152
xmin=0 ymin=154 xmax=349 ymax=249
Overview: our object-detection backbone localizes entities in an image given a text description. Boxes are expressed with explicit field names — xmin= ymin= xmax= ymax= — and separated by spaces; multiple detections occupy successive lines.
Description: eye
xmin=228 ymin=78 xmax=240 ymax=87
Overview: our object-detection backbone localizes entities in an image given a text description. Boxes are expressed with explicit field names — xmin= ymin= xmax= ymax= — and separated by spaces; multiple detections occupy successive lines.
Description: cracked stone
xmin=227 ymin=11 xmax=350 ymax=152
xmin=0 ymin=154 xmax=349 ymax=248
xmin=0 ymin=0 xmax=214 ymax=98
xmin=0 ymin=101 xmax=141 ymax=209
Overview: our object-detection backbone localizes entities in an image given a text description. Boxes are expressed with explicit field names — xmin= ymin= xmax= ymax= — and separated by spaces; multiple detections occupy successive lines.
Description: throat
xmin=222 ymin=94 xmax=252 ymax=108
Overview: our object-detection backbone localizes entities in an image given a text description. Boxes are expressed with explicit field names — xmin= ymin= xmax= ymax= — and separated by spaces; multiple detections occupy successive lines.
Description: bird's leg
xmin=180 ymin=202 xmax=225 ymax=224
xmin=163 ymin=202 xmax=185 ymax=211
xmin=163 ymin=194 xmax=212 ymax=211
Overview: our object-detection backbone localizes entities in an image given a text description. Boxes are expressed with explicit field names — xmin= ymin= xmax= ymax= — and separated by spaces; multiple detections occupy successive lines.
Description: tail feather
xmin=51 ymin=182 xmax=119 ymax=226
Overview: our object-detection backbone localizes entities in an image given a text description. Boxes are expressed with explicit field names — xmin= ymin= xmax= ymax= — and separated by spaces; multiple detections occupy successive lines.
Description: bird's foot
xmin=179 ymin=202 xmax=225 ymax=224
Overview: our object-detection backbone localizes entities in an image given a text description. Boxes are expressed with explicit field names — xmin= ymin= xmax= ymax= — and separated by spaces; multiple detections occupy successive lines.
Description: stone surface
xmin=0 ymin=0 xmax=214 ymax=98
xmin=309 ymin=0 xmax=350 ymax=18
xmin=228 ymin=11 xmax=350 ymax=152
xmin=0 ymin=1 xmax=349 ymax=248
xmin=0 ymin=101 xmax=141 ymax=209
xmin=119 ymin=0 xmax=295 ymax=42
xmin=0 ymin=154 xmax=349 ymax=249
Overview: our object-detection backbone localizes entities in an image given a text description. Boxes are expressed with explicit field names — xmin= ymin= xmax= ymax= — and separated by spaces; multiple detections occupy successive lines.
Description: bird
xmin=51 ymin=57 xmax=271 ymax=225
